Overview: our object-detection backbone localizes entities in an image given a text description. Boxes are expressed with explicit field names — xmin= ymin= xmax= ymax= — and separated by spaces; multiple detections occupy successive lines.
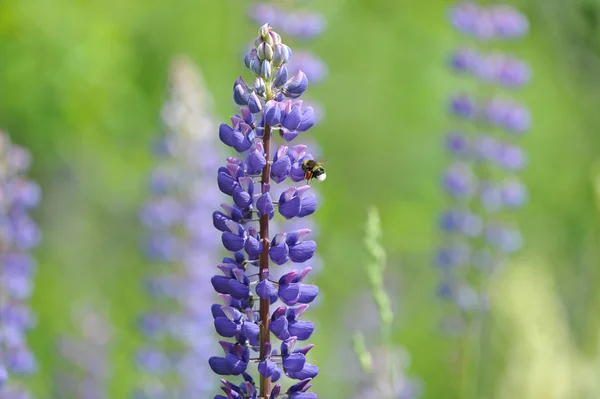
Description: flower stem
xmin=259 ymin=122 xmax=272 ymax=397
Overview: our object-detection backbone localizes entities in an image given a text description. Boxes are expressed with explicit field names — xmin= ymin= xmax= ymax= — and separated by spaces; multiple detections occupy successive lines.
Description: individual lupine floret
xmin=210 ymin=23 xmax=320 ymax=398
xmin=279 ymin=186 xmax=317 ymax=219
xmin=269 ymin=305 xmax=315 ymax=341
xmin=209 ymin=341 xmax=250 ymax=376
xmin=258 ymin=338 xmax=319 ymax=383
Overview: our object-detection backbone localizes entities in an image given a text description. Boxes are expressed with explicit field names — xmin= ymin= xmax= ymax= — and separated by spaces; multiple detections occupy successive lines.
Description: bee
xmin=302 ymin=159 xmax=327 ymax=182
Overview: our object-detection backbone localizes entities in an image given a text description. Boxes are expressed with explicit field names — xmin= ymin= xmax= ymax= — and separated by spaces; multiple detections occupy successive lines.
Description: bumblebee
xmin=302 ymin=159 xmax=327 ymax=182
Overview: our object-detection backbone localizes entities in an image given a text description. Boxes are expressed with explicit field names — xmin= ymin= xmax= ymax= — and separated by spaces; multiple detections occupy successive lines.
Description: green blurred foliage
xmin=1 ymin=0 xmax=600 ymax=398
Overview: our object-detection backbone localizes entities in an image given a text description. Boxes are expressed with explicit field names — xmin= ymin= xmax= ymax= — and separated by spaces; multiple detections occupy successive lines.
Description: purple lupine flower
xmin=449 ymin=1 xmax=528 ymax=40
xmin=210 ymin=24 xmax=321 ymax=398
xmin=53 ymin=305 xmax=112 ymax=399
xmin=135 ymin=57 xmax=219 ymax=398
xmin=450 ymin=48 xmax=530 ymax=88
xmin=0 ymin=132 xmax=40 ymax=398
xmin=438 ymin=2 xmax=530 ymax=333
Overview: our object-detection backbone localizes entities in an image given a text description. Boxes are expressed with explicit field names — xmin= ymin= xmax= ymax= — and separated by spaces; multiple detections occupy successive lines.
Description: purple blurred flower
xmin=450 ymin=48 xmax=530 ymax=88
xmin=449 ymin=2 xmax=528 ymax=40
xmin=438 ymin=2 xmax=530 ymax=322
xmin=0 ymin=132 xmax=40 ymax=395
xmin=137 ymin=57 xmax=220 ymax=397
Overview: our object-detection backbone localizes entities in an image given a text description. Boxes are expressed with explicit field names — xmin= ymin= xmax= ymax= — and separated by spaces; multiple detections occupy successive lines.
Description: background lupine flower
xmin=0 ymin=132 xmax=40 ymax=398
xmin=352 ymin=207 xmax=422 ymax=399
xmin=53 ymin=304 xmax=112 ymax=399
xmin=438 ymin=0 xmax=530 ymax=322
xmin=438 ymin=1 xmax=530 ymax=395
xmin=210 ymin=24 xmax=321 ymax=398
xmin=135 ymin=57 xmax=219 ymax=398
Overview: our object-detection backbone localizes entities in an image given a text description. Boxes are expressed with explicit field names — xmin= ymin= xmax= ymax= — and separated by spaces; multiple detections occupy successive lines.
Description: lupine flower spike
xmin=352 ymin=207 xmax=421 ymax=399
xmin=210 ymin=24 xmax=320 ymax=398
xmin=0 ymin=132 xmax=41 ymax=398
xmin=438 ymin=2 xmax=530 ymax=397
xmin=136 ymin=57 xmax=220 ymax=398
xmin=440 ymin=0 xmax=530 ymax=324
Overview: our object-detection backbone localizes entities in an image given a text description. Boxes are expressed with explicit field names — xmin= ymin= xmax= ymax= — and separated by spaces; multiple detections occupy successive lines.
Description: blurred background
xmin=2 ymin=0 xmax=600 ymax=398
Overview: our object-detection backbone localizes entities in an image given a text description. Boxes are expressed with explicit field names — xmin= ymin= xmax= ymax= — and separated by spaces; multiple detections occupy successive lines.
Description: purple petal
xmin=211 ymin=276 xmax=231 ymax=294
xmin=225 ymin=353 xmax=247 ymax=375
xmin=213 ymin=211 xmax=230 ymax=232
xmin=234 ymin=84 xmax=250 ymax=106
xmin=270 ymin=385 xmax=282 ymax=399
xmin=273 ymin=65 xmax=289 ymax=90
xmin=271 ymin=156 xmax=291 ymax=182
xmin=256 ymin=279 xmax=278 ymax=304
xmin=284 ymin=71 xmax=308 ymax=99
xmin=219 ymin=124 xmax=235 ymax=146
xmin=233 ymin=186 xmax=253 ymax=209
xmin=279 ymin=283 xmax=301 ymax=305
xmin=248 ymin=92 xmax=263 ymax=113
xmin=258 ymin=359 xmax=279 ymax=378
xmin=244 ymin=236 xmax=263 ymax=258
xmin=289 ymin=241 xmax=316 ymax=263
xmin=269 ymin=242 xmax=289 ymax=265
xmin=282 ymin=105 xmax=302 ymax=131
xmin=279 ymin=196 xmax=301 ymax=219
xmin=228 ymin=279 xmax=250 ymax=300
xmin=286 ymin=363 xmax=319 ymax=380
xmin=257 ymin=193 xmax=275 ymax=219
xmin=265 ymin=100 xmax=283 ymax=126
xmin=280 ymin=127 xmax=300 ymax=142
xmin=270 ymin=316 xmax=290 ymax=340
xmin=209 ymin=357 xmax=231 ymax=375
xmin=298 ymin=285 xmax=319 ymax=304
xmin=247 ymin=149 xmax=267 ymax=174
xmin=218 ymin=172 xmax=238 ymax=196
xmin=242 ymin=321 xmax=260 ymax=346
xmin=222 ymin=232 xmax=246 ymax=252
xmin=297 ymin=107 xmax=315 ymax=132
xmin=211 ymin=303 xmax=227 ymax=319
xmin=298 ymin=195 xmax=316 ymax=217
xmin=283 ymin=353 xmax=306 ymax=372
xmin=289 ymin=321 xmax=315 ymax=340
xmin=214 ymin=318 xmax=240 ymax=337
xmin=288 ymin=379 xmax=313 ymax=393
